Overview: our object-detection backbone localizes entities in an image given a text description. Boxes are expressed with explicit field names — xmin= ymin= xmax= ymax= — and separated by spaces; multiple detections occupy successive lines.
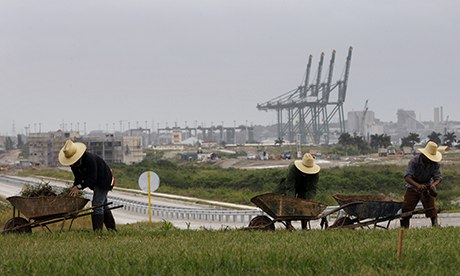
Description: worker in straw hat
xmin=59 ymin=139 xmax=116 ymax=232
xmin=275 ymin=153 xmax=320 ymax=230
xmin=400 ymin=141 xmax=443 ymax=228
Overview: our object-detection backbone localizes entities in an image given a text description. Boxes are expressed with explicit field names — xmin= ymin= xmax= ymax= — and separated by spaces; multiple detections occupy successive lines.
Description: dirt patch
xmin=218 ymin=159 xmax=292 ymax=169
xmin=0 ymin=149 xmax=21 ymax=166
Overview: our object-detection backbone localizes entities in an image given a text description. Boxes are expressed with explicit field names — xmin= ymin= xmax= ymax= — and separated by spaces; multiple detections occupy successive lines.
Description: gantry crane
xmin=257 ymin=47 xmax=353 ymax=145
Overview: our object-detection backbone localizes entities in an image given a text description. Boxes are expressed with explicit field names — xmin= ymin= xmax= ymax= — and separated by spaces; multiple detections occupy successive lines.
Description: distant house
xmin=378 ymin=148 xmax=387 ymax=157
xmin=401 ymin=146 xmax=414 ymax=155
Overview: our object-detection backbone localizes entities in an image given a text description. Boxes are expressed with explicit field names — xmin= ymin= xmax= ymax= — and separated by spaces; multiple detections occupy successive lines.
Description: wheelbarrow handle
xmin=318 ymin=201 xmax=364 ymax=218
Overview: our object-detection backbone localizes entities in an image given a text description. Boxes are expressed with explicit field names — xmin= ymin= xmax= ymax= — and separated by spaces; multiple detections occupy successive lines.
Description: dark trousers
xmin=92 ymin=186 xmax=110 ymax=215
xmin=402 ymin=188 xmax=437 ymax=218
xmin=296 ymin=193 xmax=309 ymax=230
xmin=92 ymin=186 xmax=116 ymax=231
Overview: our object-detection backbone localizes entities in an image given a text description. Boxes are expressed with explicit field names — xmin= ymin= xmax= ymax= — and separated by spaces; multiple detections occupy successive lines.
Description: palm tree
xmin=338 ymin=132 xmax=353 ymax=146
xmin=370 ymin=134 xmax=380 ymax=150
xmin=370 ymin=134 xmax=392 ymax=150
xmin=427 ymin=131 xmax=442 ymax=145
xmin=443 ymin=132 xmax=457 ymax=147
xmin=353 ymin=135 xmax=370 ymax=154
xmin=381 ymin=134 xmax=392 ymax=148
xmin=274 ymin=137 xmax=285 ymax=147
xmin=401 ymin=132 xmax=420 ymax=148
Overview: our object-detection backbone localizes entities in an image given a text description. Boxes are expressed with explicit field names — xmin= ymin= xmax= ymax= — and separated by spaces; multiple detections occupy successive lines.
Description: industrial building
xmin=396 ymin=109 xmax=425 ymax=131
xmin=157 ymin=124 xmax=255 ymax=145
xmin=28 ymin=130 xmax=145 ymax=167
xmin=28 ymin=130 xmax=80 ymax=167
xmin=83 ymin=134 xmax=145 ymax=165
xmin=347 ymin=110 xmax=376 ymax=136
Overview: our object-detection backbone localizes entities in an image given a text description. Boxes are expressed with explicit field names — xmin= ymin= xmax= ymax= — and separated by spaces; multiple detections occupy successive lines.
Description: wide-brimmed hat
xmin=58 ymin=139 xmax=87 ymax=166
xmin=417 ymin=141 xmax=442 ymax=162
xmin=438 ymin=145 xmax=448 ymax=153
xmin=294 ymin=153 xmax=320 ymax=174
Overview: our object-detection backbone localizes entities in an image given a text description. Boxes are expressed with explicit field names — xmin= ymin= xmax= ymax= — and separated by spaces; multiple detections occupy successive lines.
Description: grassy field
xmin=3 ymin=155 xmax=459 ymax=274
xmin=1 ymin=182 xmax=460 ymax=276
xmin=1 ymin=218 xmax=459 ymax=275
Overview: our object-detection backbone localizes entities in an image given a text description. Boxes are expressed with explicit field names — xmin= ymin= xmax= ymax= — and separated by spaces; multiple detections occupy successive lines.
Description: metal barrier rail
xmin=110 ymin=196 xmax=264 ymax=223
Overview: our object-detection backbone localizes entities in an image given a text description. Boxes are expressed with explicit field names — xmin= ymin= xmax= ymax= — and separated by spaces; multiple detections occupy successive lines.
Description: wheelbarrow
xmin=329 ymin=194 xmax=431 ymax=229
xmin=2 ymin=196 xmax=123 ymax=234
xmin=247 ymin=193 xmax=360 ymax=231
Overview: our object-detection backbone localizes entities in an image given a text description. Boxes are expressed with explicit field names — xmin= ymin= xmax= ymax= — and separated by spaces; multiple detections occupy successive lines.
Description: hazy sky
xmin=1 ymin=0 xmax=459 ymax=135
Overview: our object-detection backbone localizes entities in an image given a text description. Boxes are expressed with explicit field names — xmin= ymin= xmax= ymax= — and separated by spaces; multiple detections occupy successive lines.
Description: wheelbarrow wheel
xmin=248 ymin=215 xmax=275 ymax=231
xmin=3 ymin=217 xmax=32 ymax=234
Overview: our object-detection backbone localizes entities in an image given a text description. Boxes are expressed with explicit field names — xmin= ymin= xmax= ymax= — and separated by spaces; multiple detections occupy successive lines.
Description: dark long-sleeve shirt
xmin=275 ymin=162 xmax=318 ymax=199
xmin=70 ymin=151 xmax=113 ymax=191
xmin=404 ymin=154 xmax=442 ymax=189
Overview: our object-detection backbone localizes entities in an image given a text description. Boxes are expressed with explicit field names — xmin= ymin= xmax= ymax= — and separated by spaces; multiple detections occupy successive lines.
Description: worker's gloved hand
xmin=428 ymin=184 xmax=438 ymax=197
xmin=416 ymin=183 xmax=427 ymax=192
xmin=69 ymin=186 xmax=80 ymax=197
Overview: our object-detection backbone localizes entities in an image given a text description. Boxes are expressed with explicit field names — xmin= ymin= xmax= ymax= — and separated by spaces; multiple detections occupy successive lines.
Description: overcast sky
xmin=1 ymin=0 xmax=459 ymax=135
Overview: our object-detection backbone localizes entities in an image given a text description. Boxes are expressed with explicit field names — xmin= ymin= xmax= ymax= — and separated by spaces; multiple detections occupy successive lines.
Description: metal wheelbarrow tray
xmin=2 ymin=196 xmax=123 ymax=234
xmin=247 ymin=193 xmax=356 ymax=230
xmin=7 ymin=196 xmax=89 ymax=220
xmin=333 ymin=194 xmax=403 ymax=220
xmin=252 ymin=192 xmax=327 ymax=220
xmin=331 ymin=194 xmax=430 ymax=229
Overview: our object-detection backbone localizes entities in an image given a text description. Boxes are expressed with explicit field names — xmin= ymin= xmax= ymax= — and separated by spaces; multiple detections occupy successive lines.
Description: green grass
xmin=1 ymin=220 xmax=459 ymax=275
xmin=4 ymin=154 xmax=460 ymax=274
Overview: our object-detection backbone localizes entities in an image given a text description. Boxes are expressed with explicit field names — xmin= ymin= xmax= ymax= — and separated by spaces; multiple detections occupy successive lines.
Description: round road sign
xmin=138 ymin=171 xmax=160 ymax=192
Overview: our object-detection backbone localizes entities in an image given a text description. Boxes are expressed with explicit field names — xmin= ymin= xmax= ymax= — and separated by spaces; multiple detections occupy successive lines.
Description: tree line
xmin=337 ymin=131 xmax=457 ymax=155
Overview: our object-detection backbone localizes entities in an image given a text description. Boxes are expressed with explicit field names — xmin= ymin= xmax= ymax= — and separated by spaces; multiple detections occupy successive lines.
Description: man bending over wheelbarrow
xmin=58 ymin=139 xmax=116 ymax=232
xmin=400 ymin=141 xmax=443 ymax=228
xmin=275 ymin=153 xmax=320 ymax=230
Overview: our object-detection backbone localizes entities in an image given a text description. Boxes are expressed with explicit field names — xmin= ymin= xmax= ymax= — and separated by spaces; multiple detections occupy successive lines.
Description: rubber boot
xmin=285 ymin=220 xmax=295 ymax=231
xmin=301 ymin=220 xmax=308 ymax=230
xmin=104 ymin=211 xmax=117 ymax=231
xmin=320 ymin=217 xmax=329 ymax=229
xmin=400 ymin=218 xmax=410 ymax=229
xmin=91 ymin=214 xmax=104 ymax=232
xmin=431 ymin=217 xmax=439 ymax=227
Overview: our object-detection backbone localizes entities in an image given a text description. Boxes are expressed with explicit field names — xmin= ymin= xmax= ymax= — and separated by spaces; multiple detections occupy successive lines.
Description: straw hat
xmin=58 ymin=139 xmax=87 ymax=166
xmin=438 ymin=145 xmax=448 ymax=153
xmin=294 ymin=153 xmax=320 ymax=174
xmin=417 ymin=141 xmax=442 ymax=162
